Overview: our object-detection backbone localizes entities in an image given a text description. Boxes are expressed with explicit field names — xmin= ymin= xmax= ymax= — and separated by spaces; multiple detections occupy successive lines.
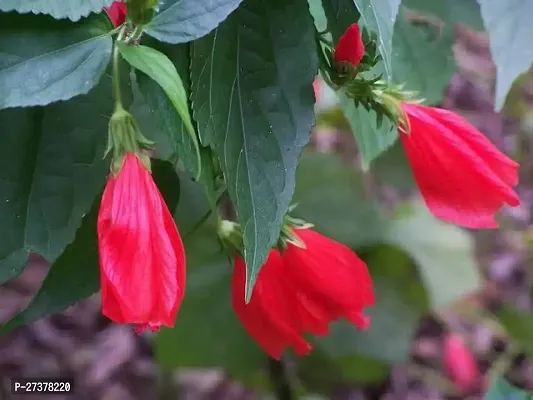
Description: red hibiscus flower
xmin=333 ymin=23 xmax=365 ymax=67
xmin=443 ymin=333 xmax=480 ymax=393
xmin=104 ymin=1 xmax=127 ymax=27
xmin=400 ymin=102 xmax=519 ymax=228
xmin=232 ymin=228 xmax=374 ymax=359
xmin=97 ymin=153 xmax=186 ymax=332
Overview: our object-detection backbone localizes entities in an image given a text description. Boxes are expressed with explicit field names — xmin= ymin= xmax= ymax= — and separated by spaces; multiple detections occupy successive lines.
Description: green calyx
xmin=276 ymin=208 xmax=313 ymax=252
xmin=105 ymin=107 xmax=155 ymax=174
xmin=217 ymin=220 xmax=244 ymax=257
xmin=217 ymin=205 xmax=313 ymax=259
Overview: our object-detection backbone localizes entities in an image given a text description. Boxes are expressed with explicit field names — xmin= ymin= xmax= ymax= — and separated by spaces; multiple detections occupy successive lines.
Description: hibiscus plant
xmin=1 ymin=0 xmax=532 ymax=398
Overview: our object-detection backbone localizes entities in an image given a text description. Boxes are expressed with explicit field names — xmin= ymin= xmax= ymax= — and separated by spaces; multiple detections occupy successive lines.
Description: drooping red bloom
xmin=443 ymin=334 xmax=480 ymax=393
xmin=104 ymin=1 xmax=127 ymax=27
xmin=400 ymin=102 xmax=520 ymax=228
xmin=232 ymin=228 xmax=374 ymax=359
xmin=97 ymin=153 xmax=186 ymax=333
xmin=333 ymin=23 xmax=365 ymax=67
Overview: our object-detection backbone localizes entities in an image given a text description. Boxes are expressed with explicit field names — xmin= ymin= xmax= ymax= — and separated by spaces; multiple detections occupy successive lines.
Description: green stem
xmin=267 ymin=358 xmax=295 ymax=400
xmin=112 ymin=26 xmax=127 ymax=111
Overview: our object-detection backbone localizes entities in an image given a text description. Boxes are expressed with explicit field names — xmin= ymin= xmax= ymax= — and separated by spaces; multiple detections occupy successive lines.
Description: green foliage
xmin=385 ymin=203 xmax=481 ymax=309
xmin=0 ymin=12 xmax=113 ymax=109
xmin=485 ymin=375 xmax=533 ymax=400
xmin=190 ymin=0 xmax=317 ymax=300
xmin=339 ymin=91 xmax=396 ymax=169
xmin=156 ymin=172 xmax=266 ymax=381
xmin=321 ymin=0 xmax=359 ymax=42
xmin=495 ymin=303 xmax=533 ymax=356
xmin=292 ymin=152 xmax=385 ymax=247
xmin=0 ymin=160 xmax=180 ymax=333
xmin=144 ymin=0 xmax=244 ymax=44
xmin=118 ymin=42 xmax=201 ymax=177
xmin=0 ymin=70 xmax=129 ymax=284
xmin=478 ymin=0 xmax=533 ymax=111
xmin=0 ymin=0 xmax=113 ymax=21
xmin=392 ymin=8 xmax=455 ymax=104
xmin=354 ymin=0 xmax=401 ymax=80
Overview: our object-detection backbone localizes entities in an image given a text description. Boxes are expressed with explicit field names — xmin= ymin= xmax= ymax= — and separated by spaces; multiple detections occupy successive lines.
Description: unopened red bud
xmin=333 ymin=23 xmax=365 ymax=67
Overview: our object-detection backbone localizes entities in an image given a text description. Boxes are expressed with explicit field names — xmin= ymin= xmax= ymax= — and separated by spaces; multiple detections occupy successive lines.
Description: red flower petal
xmin=232 ymin=252 xmax=312 ymax=359
xmin=97 ymin=154 xmax=186 ymax=331
xmin=231 ymin=228 xmax=374 ymax=359
xmin=400 ymin=102 xmax=519 ymax=228
xmin=104 ymin=1 xmax=127 ymax=27
xmin=333 ymin=23 xmax=365 ymax=67
xmin=283 ymin=229 xmax=375 ymax=332
xmin=443 ymin=333 xmax=480 ymax=392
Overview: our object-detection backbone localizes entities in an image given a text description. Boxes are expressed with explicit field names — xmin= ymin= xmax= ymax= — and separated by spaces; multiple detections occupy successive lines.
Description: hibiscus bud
xmin=443 ymin=334 xmax=480 ymax=393
xmin=104 ymin=1 xmax=127 ymax=27
xmin=334 ymin=23 xmax=365 ymax=67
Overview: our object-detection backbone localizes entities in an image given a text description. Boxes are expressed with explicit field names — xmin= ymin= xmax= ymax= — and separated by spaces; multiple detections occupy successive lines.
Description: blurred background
xmin=2 ymin=2 xmax=533 ymax=400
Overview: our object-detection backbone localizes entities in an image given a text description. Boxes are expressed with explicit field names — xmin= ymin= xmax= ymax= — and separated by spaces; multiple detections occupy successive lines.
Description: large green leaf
xmin=339 ymin=91 xmax=397 ymax=168
xmin=485 ymin=375 xmax=533 ymax=400
xmin=392 ymin=8 xmax=455 ymax=104
xmin=292 ymin=152 xmax=384 ymax=248
xmin=0 ymin=12 xmax=113 ymax=109
xmin=156 ymin=178 xmax=265 ymax=380
xmin=0 ymin=160 xmax=181 ymax=333
xmin=477 ymin=0 xmax=533 ymax=111
xmin=0 ymin=0 xmax=113 ymax=21
xmin=353 ymin=0 xmax=401 ymax=80
xmin=0 ymin=69 xmax=127 ymax=284
xmin=118 ymin=42 xmax=201 ymax=177
xmin=144 ymin=0 xmax=244 ymax=44
xmin=190 ymin=0 xmax=317 ymax=300
xmin=385 ymin=202 xmax=481 ymax=309
xmin=311 ymin=246 xmax=428 ymax=366
xmin=134 ymin=39 xmax=217 ymax=204
xmin=495 ymin=303 xmax=533 ymax=356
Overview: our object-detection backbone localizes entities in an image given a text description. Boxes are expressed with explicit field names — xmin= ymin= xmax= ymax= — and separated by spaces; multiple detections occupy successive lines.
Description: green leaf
xmin=385 ymin=202 xmax=481 ymax=309
xmin=118 ymin=42 xmax=201 ymax=178
xmin=0 ymin=12 xmax=113 ymax=109
xmin=392 ymin=9 xmax=455 ymax=104
xmin=298 ymin=350 xmax=389 ymax=394
xmin=0 ymin=196 xmax=101 ymax=333
xmin=156 ymin=185 xmax=265 ymax=380
xmin=402 ymin=0 xmax=484 ymax=32
xmin=0 ymin=68 xmax=129 ymax=284
xmin=307 ymin=0 xmax=328 ymax=33
xmin=312 ymin=245 xmax=428 ymax=365
xmin=292 ymin=152 xmax=384 ymax=248
xmin=353 ymin=0 xmax=401 ymax=80
xmin=477 ymin=0 xmax=533 ymax=111
xmin=371 ymin=140 xmax=415 ymax=190
xmin=145 ymin=0 xmax=244 ymax=44
xmin=485 ymin=375 xmax=533 ymax=400
xmin=0 ymin=160 xmax=181 ymax=333
xmin=495 ymin=303 xmax=533 ymax=356
xmin=190 ymin=0 xmax=317 ymax=300
xmin=321 ymin=0 xmax=359 ymax=42
xmin=339 ymin=91 xmax=397 ymax=168
xmin=134 ymin=39 xmax=217 ymax=202
xmin=0 ymin=0 xmax=113 ymax=21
